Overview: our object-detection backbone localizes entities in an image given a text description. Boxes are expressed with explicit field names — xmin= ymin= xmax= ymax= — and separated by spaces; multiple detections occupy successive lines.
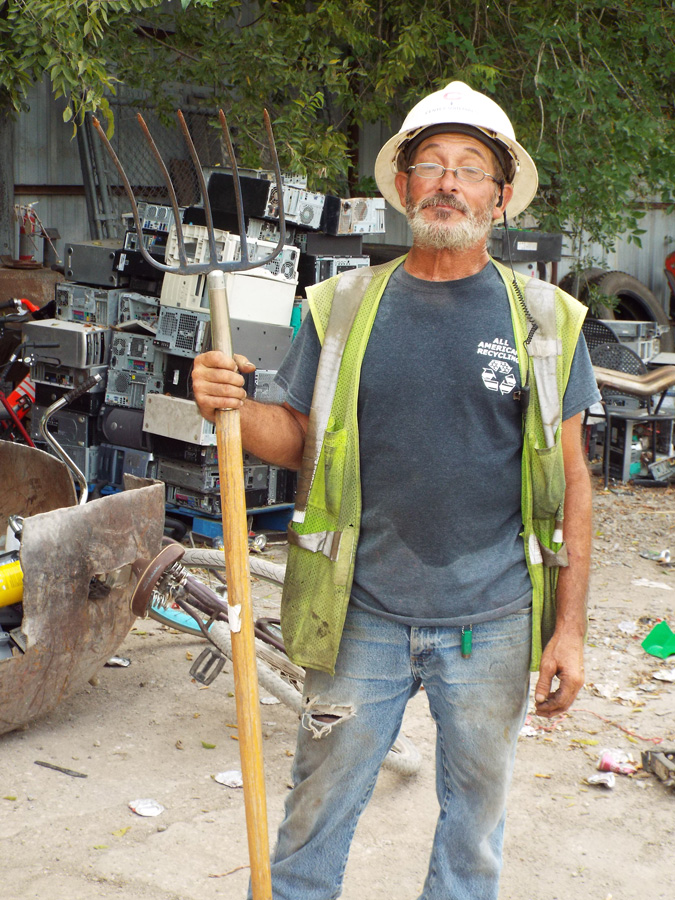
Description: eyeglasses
xmin=407 ymin=163 xmax=499 ymax=184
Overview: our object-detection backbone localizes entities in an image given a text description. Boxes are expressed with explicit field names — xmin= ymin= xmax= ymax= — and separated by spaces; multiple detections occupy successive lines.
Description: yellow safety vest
xmin=281 ymin=256 xmax=587 ymax=674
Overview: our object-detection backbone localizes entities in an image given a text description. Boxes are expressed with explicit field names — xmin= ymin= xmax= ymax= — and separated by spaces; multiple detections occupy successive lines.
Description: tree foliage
xmin=2 ymin=0 xmax=675 ymax=250
xmin=0 ymin=0 xmax=163 ymax=130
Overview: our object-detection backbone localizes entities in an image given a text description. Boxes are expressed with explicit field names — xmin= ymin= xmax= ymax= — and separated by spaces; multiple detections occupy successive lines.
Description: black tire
xmin=595 ymin=271 xmax=673 ymax=352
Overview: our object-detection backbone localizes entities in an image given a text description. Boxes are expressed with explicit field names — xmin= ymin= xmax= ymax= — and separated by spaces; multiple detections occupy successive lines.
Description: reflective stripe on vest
xmin=524 ymin=278 xmax=563 ymax=449
xmin=287 ymin=526 xmax=342 ymax=561
xmin=293 ymin=266 xmax=376 ymax=524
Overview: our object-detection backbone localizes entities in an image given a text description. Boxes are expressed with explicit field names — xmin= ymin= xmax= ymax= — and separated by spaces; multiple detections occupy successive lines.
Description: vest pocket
xmin=312 ymin=424 xmax=347 ymax=519
xmin=529 ymin=435 xmax=565 ymax=520
xmin=281 ymin=542 xmax=352 ymax=674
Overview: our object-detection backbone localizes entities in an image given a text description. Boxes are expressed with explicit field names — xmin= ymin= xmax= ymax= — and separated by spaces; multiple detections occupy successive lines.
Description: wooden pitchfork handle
xmin=91 ymin=107 xmax=280 ymax=898
xmin=209 ymin=269 xmax=272 ymax=900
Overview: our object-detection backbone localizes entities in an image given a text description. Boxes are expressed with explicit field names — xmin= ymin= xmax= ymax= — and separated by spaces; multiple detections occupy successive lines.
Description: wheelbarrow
xmin=0 ymin=438 xmax=164 ymax=736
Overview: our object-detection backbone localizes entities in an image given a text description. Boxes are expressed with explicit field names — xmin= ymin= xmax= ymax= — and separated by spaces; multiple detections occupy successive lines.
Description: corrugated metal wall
xmin=13 ymin=77 xmax=200 ymax=261
xmin=566 ymin=209 xmax=675 ymax=309
xmin=14 ymin=80 xmax=675 ymax=311
xmin=14 ymin=78 xmax=88 ymax=262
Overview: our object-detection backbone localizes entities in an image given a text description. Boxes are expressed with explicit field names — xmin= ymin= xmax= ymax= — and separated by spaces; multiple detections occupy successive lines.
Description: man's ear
xmin=394 ymin=171 xmax=409 ymax=208
xmin=492 ymin=183 xmax=514 ymax=219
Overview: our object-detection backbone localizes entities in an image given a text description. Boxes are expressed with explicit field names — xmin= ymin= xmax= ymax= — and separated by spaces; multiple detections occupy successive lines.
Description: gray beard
xmin=406 ymin=192 xmax=495 ymax=252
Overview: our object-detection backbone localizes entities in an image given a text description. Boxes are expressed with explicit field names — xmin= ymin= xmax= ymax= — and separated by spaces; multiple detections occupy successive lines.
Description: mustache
xmin=414 ymin=194 xmax=471 ymax=215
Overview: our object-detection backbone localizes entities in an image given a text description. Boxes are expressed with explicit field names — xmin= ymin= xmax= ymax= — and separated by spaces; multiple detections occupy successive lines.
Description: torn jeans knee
xmin=301 ymin=694 xmax=356 ymax=739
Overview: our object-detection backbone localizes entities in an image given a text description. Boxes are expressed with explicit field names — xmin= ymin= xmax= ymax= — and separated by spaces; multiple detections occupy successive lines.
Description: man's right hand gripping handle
xmin=191 ymin=350 xmax=256 ymax=423
xmin=192 ymin=350 xmax=309 ymax=471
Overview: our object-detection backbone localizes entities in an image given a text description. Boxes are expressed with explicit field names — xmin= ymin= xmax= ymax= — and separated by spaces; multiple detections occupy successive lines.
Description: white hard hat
xmin=374 ymin=81 xmax=538 ymax=219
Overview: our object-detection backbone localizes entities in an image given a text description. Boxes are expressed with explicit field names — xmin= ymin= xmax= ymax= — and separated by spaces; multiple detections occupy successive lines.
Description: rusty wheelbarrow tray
xmin=0 ymin=442 xmax=164 ymax=736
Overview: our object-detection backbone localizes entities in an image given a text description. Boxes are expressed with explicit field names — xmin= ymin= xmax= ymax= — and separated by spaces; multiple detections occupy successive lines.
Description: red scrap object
xmin=18 ymin=298 xmax=40 ymax=314
xmin=597 ymin=749 xmax=638 ymax=775
xmin=666 ymin=251 xmax=675 ymax=281
xmin=4 ymin=374 xmax=35 ymax=422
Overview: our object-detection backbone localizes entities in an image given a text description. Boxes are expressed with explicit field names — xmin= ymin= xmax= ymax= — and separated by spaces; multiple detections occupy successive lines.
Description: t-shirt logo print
xmin=476 ymin=337 xmax=518 ymax=396
xmin=482 ymin=359 xmax=516 ymax=394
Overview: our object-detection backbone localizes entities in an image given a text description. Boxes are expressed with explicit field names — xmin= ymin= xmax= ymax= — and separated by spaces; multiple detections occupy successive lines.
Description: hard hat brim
xmin=374 ymin=128 xmax=539 ymax=220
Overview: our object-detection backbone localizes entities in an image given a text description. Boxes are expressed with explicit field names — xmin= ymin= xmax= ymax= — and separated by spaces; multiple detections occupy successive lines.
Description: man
xmin=192 ymin=81 xmax=601 ymax=900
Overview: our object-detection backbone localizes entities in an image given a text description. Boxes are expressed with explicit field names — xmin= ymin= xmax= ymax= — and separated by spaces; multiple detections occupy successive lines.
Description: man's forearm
xmin=534 ymin=412 xmax=591 ymax=715
xmin=238 ymin=399 xmax=307 ymax=470
xmin=554 ymin=458 xmax=592 ymax=638
xmin=191 ymin=351 xmax=308 ymax=470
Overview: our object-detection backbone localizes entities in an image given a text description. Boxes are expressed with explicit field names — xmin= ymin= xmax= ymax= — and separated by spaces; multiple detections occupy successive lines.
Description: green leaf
xmin=201 ymin=741 xmax=216 ymax=749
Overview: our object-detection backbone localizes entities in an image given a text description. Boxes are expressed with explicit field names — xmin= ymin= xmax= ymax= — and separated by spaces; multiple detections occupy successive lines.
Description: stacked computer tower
xmin=23 ymin=172 xmax=386 ymax=533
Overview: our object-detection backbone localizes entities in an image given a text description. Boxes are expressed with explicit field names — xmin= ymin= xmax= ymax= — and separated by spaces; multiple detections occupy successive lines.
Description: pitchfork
xmin=93 ymin=109 xmax=286 ymax=900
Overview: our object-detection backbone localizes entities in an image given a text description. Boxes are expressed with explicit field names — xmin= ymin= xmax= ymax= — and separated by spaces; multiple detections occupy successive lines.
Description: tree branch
xmin=136 ymin=25 xmax=201 ymax=64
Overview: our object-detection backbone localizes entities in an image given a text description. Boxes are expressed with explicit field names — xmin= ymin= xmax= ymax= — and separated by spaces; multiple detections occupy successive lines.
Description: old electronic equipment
xmin=153 ymin=306 xmax=211 ymax=357
xmin=105 ymin=332 xmax=166 ymax=409
xmin=23 ymin=320 xmax=111 ymax=368
xmin=151 ymin=434 xmax=218 ymax=466
xmin=298 ymin=254 xmax=370 ymax=289
xmin=64 ymin=240 xmax=121 ymax=287
xmin=98 ymin=443 xmax=157 ymax=487
xmin=223 ymin=270 xmax=297 ymax=327
xmin=34 ymin=440 xmax=101 ymax=482
xmin=229 ymin=236 xmax=300 ymax=283
xmin=30 ymin=362 xmax=109 ymax=391
xmin=55 ymin=284 xmax=122 ymax=326
xmin=98 ymin=405 xmax=153 ymax=451
xmin=208 ymin=172 xmax=325 ymax=230
xmin=117 ymin=291 xmax=161 ymax=328
xmin=123 ymin=229 xmax=168 ymax=256
xmin=294 ymin=232 xmax=363 ymax=256
xmin=35 ymin=382 xmax=106 ymax=415
xmin=113 ymin=248 xmax=164 ymax=296
xmin=162 ymin=353 xmax=194 ymax=399
xmin=243 ymin=369 xmax=286 ymax=404
xmin=230 ymin=319 xmax=293 ymax=369
xmin=157 ymin=458 xmax=221 ymax=494
xmin=165 ymin=466 xmax=269 ymax=516
xmin=29 ymin=404 xmax=98 ymax=448
xmin=321 ymin=196 xmax=386 ymax=236
xmin=122 ymin=201 xmax=184 ymax=234
xmin=143 ymin=393 xmax=217 ymax=445
xmin=182 ymin=206 xmax=297 ymax=246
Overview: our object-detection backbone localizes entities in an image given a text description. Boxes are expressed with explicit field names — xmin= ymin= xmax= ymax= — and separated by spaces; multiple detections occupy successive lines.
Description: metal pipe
xmin=76 ymin=123 xmax=101 ymax=240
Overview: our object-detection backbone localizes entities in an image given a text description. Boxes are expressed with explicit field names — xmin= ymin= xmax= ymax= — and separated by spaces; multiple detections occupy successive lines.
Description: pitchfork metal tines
xmin=92 ymin=109 xmax=286 ymax=277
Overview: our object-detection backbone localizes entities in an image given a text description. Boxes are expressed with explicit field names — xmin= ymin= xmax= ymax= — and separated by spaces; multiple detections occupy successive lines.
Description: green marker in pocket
xmin=461 ymin=625 xmax=473 ymax=659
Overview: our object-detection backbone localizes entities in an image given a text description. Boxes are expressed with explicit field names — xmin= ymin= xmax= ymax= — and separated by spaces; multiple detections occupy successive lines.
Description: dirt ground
xmin=1 ymin=475 xmax=674 ymax=900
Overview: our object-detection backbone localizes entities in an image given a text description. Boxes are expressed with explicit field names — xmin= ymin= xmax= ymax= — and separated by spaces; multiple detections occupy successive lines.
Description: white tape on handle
xmin=228 ymin=603 xmax=242 ymax=633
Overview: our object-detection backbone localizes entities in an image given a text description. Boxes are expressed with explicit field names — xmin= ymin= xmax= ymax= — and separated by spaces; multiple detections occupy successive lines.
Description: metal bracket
xmin=641 ymin=750 xmax=675 ymax=788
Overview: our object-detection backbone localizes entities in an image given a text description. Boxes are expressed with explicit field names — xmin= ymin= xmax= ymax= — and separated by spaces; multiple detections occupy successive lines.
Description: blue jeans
xmin=269 ymin=604 xmax=531 ymax=900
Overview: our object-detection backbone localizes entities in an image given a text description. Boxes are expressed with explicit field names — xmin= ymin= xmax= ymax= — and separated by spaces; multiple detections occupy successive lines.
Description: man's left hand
xmin=533 ymin=631 xmax=585 ymax=717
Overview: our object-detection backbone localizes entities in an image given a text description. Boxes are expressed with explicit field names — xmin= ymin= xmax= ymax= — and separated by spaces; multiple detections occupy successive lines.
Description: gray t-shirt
xmin=276 ymin=261 xmax=601 ymax=626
